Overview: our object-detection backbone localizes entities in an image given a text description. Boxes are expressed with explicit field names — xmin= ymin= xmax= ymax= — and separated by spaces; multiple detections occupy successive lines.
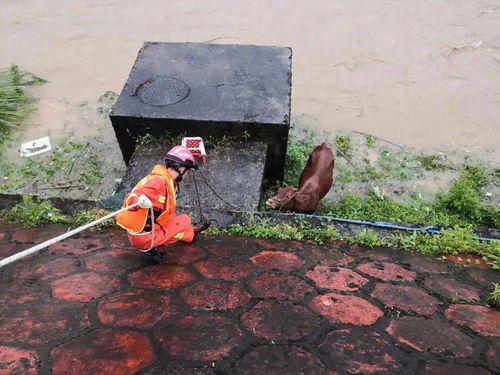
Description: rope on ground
xmin=192 ymin=171 xmax=205 ymax=222
xmin=198 ymin=170 xmax=244 ymax=211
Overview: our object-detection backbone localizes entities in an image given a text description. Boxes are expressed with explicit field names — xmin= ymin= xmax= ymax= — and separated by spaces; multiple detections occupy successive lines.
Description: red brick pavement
xmin=0 ymin=223 xmax=499 ymax=374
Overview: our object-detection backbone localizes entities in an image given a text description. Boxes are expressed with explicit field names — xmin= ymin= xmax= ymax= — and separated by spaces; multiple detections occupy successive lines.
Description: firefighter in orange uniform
xmin=116 ymin=145 xmax=210 ymax=260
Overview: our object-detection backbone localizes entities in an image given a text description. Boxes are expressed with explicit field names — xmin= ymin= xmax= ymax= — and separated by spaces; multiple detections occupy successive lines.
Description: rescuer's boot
xmin=142 ymin=249 xmax=166 ymax=264
xmin=194 ymin=221 xmax=211 ymax=234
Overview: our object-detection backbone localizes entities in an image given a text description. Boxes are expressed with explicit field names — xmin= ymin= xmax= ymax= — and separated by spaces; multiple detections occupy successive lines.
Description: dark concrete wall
xmin=110 ymin=42 xmax=292 ymax=186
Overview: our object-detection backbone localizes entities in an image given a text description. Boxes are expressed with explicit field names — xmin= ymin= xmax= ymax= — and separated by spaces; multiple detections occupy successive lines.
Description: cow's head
xmin=266 ymin=187 xmax=297 ymax=210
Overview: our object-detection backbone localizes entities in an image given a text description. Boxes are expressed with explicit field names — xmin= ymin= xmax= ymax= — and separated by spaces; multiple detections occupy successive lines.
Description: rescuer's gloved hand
xmin=138 ymin=194 xmax=153 ymax=209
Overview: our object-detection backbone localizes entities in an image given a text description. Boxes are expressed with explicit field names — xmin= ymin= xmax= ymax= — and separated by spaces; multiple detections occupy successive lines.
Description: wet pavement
xmin=0 ymin=222 xmax=499 ymax=374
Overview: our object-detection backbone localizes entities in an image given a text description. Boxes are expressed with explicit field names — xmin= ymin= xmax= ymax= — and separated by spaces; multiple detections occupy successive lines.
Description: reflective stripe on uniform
xmin=137 ymin=177 xmax=148 ymax=187
xmin=174 ymin=232 xmax=184 ymax=240
xmin=158 ymin=195 xmax=166 ymax=203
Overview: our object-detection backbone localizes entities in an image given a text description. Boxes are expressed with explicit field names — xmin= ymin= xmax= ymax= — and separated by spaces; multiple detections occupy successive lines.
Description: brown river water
xmin=1 ymin=0 xmax=499 ymax=161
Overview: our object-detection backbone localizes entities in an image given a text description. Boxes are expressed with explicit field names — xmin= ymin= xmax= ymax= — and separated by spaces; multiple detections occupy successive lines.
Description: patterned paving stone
xmin=249 ymin=273 xmax=313 ymax=301
xmin=0 ymin=345 xmax=38 ymax=375
xmin=241 ymin=301 xmax=320 ymax=340
xmin=2 ymin=223 xmax=499 ymax=373
xmin=486 ymin=341 xmax=500 ymax=369
xmin=0 ymin=242 xmax=16 ymax=257
xmin=129 ymin=265 xmax=196 ymax=289
xmin=420 ymin=362 xmax=492 ymax=374
xmin=349 ymin=246 xmax=391 ymax=262
xmin=12 ymin=226 xmax=64 ymax=243
xmin=467 ymin=268 xmax=500 ymax=288
xmin=306 ymin=266 xmax=368 ymax=291
xmin=48 ymin=236 xmax=104 ymax=255
xmin=51 ymin=272 xmax=120 ymax=302
xmin=318 ymin=329 xmax=406 ymax=374
xmin=250 ymin=251 xmax=305 ymax=272
xmin=445 ymin=304 xmax=500 ymax=337
xmin=194 ymin=258 xmax=253 ymax=281
xmin=254 ymin=238 xmax=303 ymax=251
xmin=140 ymin=364 xmax=216 ymax=375
xmin=0 ymin=300 xmax=90 ymax=344
xmin=204 ymin=237 xmax=258 ymax=257
xmin=356 ymin=262 xmax=416 ymax=282
xmin=164 ymin=244 xmax=206 ymax=264
xmin=157 ymin=315 xmax=242 ymax=362
xmin=233 ymin=345 xmax=331 ymax=374
xmin=0 ymin=281 xmax=42 ymax=307
xmin=98 ymin=290 xmax=178 ymax=327
xmin=107 ymin=232 xmax=135 ymax=248
xmin=51 ymin=329 xmax=154 ymax=375
xmin=315 ymin=248 xmax=354 ymax=267
xmin=371 ymin=284 xmax=439 ymax=316
xmin=84 ymin=249 xmax=141 ymax=273
xmin=423 ymin=276 xmax=481 ymax=301
xmin=12 ymin=256 xmax=79 ymax=281
xmin=180 ymin=281 xmax=250 ymax=311
xmin=386 ymin=316 xmax=474 ymax=357
xmin=309 ymin=293 xmax=383 ymax=325
xmin=400 ymin=255 xmax=450 ymax=274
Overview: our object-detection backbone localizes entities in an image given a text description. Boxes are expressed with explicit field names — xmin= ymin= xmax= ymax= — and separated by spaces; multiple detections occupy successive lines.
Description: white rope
xmin=133 ymin=208 xmax=155 ymax=253
xmin=0 ymin=202 xmax=144 ymax=268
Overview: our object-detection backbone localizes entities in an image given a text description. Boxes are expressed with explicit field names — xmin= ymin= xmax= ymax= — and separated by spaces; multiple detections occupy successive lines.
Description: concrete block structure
xmin=110 ymin=42 xmax=292 ymax=185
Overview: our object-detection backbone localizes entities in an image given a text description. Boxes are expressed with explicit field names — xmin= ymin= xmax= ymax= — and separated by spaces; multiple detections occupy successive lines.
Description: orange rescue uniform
xmin=116 ymin=165 xmax=196 ymax=250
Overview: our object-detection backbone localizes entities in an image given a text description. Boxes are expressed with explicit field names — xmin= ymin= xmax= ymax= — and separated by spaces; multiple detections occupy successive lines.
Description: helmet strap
xmin=166 ymin=160 xmax=187 ymax=183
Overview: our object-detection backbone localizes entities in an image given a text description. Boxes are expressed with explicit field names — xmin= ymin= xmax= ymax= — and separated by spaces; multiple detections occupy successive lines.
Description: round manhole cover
xmin=136 ymin=76 xmax=190 ymax=106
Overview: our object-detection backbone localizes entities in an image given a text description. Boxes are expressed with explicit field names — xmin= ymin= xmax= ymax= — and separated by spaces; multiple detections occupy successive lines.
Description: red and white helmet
xmin=164 ymin=145 xmax=197 ymax=169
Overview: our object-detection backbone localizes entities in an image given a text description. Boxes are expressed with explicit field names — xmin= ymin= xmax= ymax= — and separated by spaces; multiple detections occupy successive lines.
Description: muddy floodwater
xmin=1 ymin=0 xmax=499 ymax=159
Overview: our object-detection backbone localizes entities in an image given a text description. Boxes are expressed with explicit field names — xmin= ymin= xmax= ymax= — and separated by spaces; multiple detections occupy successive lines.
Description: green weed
xmin=416 ymin=154 xmax=448 ymax=171
xmin=335 ymin=135 xmax=352 ymax=153
xmin=72 ymin=209 xmax=114 ymax=230
xmin=1 ymin=197 xmax=113 ymax=230
xmin=397 ymin=225 xmax=500 ymax=269
xmin=437 ymin=166 xmax=493 ymax=224
xmin=1 ymin=196 xmax=67 ymax=228
xmin=212 ymin=217 xmax=341 ymax=244
xmin=284 ymin=131 xmax=315 ymax=186
xmin=348 ymin=229 xmax=387 ymax=247
xmin=365 ymin=134 xmax=375 ymax=148
xmin=323 ymin=165 xmax=499 ymax=229
xmin=323 ymin=191 xmax=465 ymax=227
xmin=487 ymin=283 xmax=500 ymax=308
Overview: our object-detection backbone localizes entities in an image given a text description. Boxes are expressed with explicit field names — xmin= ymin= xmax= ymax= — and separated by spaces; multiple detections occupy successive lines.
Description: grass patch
xmin=0 ymin=65 xmax=46 ymax=147
xmin=323 ymin=166 xmax=499 ymax=229
xmin=2 ymin=196 xmax=67 ymax=227
xmin=398 ymin=226 xmax=500 ymax=269
xmin=323 ymin=191 xmax=466 ymax=227
xmin=0 ymin=139 xmax=104 ymax=193
xmin=1 ymin=196 xmax=114 ymax=230
xmin=207 ymin=217 xmax=341 ymax=244
xmin=346 ymin=229 xmax=388 ymax=247
xmin=283 ymin=130 xmax=316 ymax=186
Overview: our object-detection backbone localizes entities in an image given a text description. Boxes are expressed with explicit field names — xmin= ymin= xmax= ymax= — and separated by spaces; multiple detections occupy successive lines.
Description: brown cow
xmin=266 ymin=143 xmax=334 ymax=214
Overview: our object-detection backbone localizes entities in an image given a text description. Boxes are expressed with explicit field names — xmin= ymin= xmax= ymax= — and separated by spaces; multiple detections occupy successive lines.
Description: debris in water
xmin=20 ymin=136 xmax=51 ymax=157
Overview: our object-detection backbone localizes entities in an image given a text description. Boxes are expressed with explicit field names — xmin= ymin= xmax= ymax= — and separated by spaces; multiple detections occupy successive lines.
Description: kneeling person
xmin=116 ymin=145 xmax=209 ymax=257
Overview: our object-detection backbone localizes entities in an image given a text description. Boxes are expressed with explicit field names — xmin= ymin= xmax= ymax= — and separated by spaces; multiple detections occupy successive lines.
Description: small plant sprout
xmin=334 ymin=135 xmax=352 ymax=153
xmin=487 ymin=283 xmax=500 ymax=308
